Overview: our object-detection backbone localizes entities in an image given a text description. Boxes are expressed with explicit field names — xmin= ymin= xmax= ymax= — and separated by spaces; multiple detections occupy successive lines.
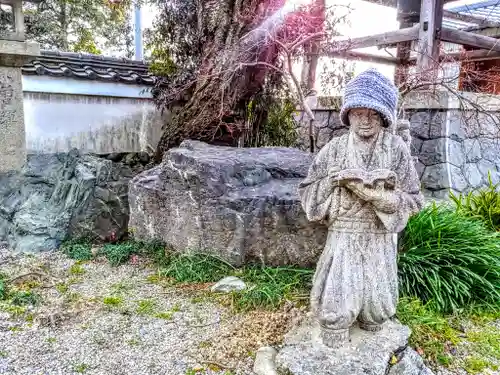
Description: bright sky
xmin=137 ymin=0 xmax=486 ymax=94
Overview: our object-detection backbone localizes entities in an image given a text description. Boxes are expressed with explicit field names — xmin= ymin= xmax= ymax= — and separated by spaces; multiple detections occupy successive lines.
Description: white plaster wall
xmin=22 ymin=76 xmax=165 ymax=154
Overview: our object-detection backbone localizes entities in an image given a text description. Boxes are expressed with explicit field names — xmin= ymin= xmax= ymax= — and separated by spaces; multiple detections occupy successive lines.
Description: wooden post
xmin=416 ymin=0 xmax=444 ymax=78
xmin=395 ymin=21 xmax=413 ymax=90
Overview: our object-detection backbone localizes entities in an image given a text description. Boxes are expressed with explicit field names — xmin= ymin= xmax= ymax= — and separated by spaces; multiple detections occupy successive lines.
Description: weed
xmin=127 ymin=338 xmax=140 ymax=346
xmin=10 ymin=290 xmax=41 ymax=306
xmin=464 ymin=356 xmax=498 ymax=374
xmin=135 ymin=299 xmax=157 ymax=315
xmin=69 ymin=263 xmax=85 ymax=276
xmin=0 ymin=278 xmax=6 ymax=300
xmin=396 ymin=297 xmax=460 ymax=366
xmin=0 ymin=302 xmax=27 ymax=317
xmin=55 ymin=283 xmax=69 ymax=294
xmin=64 ymin=292 xmax=82 ymax=305
xmin=155 ymin=311 xmax=174 ymax=320
xmin=198 ymin=341 xmax=212 ymax=348
xmin=0 ymin=351 xmax=7 ymax=358
xmin=100 ymin=242 xmax=141 ymax=266
xmin=110 ymin=281 xmax=134 ymax=293
xmin=46 ymin=337 xmax=57 ymax=344
xmin=73 ymin=363 xmax=89 ymax=373
xmin=102 ymin=296 xmax=123 ymax=307
xmin=231 ymin=266 xmax=313 ymax=312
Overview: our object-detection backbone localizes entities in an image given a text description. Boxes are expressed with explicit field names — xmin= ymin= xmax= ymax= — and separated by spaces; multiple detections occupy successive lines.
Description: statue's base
xmin=254 ymin=315 xmax=435 ymax=375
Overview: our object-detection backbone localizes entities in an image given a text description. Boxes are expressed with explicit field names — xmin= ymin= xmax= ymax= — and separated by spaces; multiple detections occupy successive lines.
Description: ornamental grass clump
xmin=450 ymin=172 xmax=500 ymax=231
xmin=398 ymin=204 xmax=500 ymax=313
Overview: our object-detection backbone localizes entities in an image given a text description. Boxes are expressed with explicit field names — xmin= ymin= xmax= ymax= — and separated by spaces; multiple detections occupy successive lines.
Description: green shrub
xmin=61 ymin=238 xmax=93 ymax=261
xmin=0 ymin=276 xmax=6 ymax=300
xmin=100 ymin=242 xmax=142 ymax=267
xmin=450 ymin=172 xmax=500 ymax=231
xmin=247 ymin=98 xmax=299 ymax=148
xmin=398 ymin=204 xmax=500 ymax=313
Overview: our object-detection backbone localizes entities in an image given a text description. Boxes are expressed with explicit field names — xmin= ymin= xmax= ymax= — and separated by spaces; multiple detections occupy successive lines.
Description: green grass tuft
xmin=159 ymin=252 xmax=235 ymax=283
xmin=230 ymin=266 xmax=313 ymax=311
xmin=398 ymin=204 xmax=500 ymax=313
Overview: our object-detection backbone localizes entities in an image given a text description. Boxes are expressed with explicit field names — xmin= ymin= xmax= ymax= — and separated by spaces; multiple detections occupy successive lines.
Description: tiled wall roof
xmin=22 ymin=50 xmax=156 ymax=85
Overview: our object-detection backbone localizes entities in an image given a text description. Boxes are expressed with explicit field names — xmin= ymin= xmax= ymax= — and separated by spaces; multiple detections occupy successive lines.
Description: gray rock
xmin=275 ymin=316 xmax=411 ymax=375
xmin=388 ymin=347 xmax=435 ymax=375
xmin=479 ymin=138 xmax=500 ymax=164
xmin=447 ymin=110 xmax=466 ymax=142
xmin=421 ymin=163 xmax=449 ymax=190
xmin=210 ymin=276 xmax=246 ymax=292
xmin=463 ymin=163 xmax=483 ymax=187
xmin=420 ymin=139 xmax=446 ymax=166
xmin=415 ymin=162 xmax=425 ymax=179
xmin=129 ymin=140 xmax=327 ymax=266
xmin=0 ymin=150 xmax=134 ymax=252
xmin=450 ymin=165 xmax=468 ymax=192
xmin=428 ymin=111 xmax=447 ymax=139
xmin=409 ymin=111 xmax=431 ymax=139
xmin=448 ymin=139 xmax=465 ymax=168
xmin=254 ymin=347 xmax=279 ymax=375
xmin=477 ymin=159 xmax=499 ymax=184
xmin=464 ymin=139 xmax=482 ymax=163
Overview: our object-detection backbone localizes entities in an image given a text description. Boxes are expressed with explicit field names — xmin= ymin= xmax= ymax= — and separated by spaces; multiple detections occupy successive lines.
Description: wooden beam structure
xmin=304 ymin=0 xmax=500 ymax=92
xmin=332 ymin=24 xmax=420 ymax=51
xmin=441 ymin=27 xmax=500 ymax=52
xmin=416 ymin=0 xmax=444 ymax=74
xmin=323 ymin=51 xmax=400 ymax=65
xmin=407 ymin=48 xmax=500 ymax=63
xmin=443 ymin=48 xmax=500 ymax=61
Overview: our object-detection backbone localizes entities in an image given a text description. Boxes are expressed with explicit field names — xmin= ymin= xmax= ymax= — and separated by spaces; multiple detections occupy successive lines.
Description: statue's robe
xmin=298 ymin=129 xmax=423 ymax=336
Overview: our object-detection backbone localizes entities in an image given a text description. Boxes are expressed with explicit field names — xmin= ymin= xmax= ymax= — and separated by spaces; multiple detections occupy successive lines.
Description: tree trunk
xmin=153 ymin=0 xmax=286 ymax=162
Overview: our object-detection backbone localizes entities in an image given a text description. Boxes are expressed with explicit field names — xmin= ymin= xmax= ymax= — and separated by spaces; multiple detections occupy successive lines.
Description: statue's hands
xmin=346 ymin=181 xmax=399 ymax=213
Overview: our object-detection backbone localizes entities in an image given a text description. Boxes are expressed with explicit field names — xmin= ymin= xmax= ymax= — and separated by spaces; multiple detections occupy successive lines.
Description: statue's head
xmin=340 ymin=68 xmax=398 ymax=138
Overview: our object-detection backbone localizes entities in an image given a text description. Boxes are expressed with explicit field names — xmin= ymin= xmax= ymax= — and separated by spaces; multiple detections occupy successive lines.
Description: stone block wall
xmin=404 ymin=92 xmax=500 ymax=198
xmin=296 ymin=92 xmax=500 ymax=197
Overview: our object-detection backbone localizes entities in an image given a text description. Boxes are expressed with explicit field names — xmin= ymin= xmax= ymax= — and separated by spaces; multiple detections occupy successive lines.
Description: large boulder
xmin=0 ymin=150 xmax=136 ymax=252
xmin=129 ymin=140 xmax=328 ymax=266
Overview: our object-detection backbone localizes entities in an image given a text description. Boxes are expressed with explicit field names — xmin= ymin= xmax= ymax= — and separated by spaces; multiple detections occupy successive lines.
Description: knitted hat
xmin=340 ymin=68 xmax=398 ymax=128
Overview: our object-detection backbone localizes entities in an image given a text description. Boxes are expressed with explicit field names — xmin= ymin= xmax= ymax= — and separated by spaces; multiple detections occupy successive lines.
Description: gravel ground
xmin=1 ymin=249 xmax=498 ymax=375
xmin=0 ymin=249 xmax=303 ymax=375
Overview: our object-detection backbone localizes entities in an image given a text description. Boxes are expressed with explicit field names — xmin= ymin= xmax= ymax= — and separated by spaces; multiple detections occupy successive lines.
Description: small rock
xmin=388 ymin=347 xmax=435 ymax=375
xmin=210 ymin=276 xmax=246 ymax=292
xmin=254 ymin=346 xmax=278 ymax=375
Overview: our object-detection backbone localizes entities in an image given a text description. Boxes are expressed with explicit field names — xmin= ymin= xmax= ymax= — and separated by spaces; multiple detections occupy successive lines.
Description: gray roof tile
xmin=22 ymin=50 xmax=156 ymax=85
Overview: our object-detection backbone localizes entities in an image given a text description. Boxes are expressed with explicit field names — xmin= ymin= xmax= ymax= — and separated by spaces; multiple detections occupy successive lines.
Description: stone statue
xmin=298 ymin=69 xmax=424 ymax=348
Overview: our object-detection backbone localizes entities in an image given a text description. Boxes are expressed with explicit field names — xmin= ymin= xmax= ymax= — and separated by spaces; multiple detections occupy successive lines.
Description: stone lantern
xmin=0 ymin=0 xmax=40 ymax=172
